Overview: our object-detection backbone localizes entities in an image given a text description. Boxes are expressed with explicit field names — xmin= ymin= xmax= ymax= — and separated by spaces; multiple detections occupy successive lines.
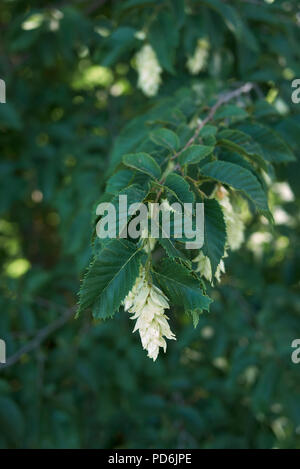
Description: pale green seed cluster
xmin=124 ymin=268 xmax=176 ymax=361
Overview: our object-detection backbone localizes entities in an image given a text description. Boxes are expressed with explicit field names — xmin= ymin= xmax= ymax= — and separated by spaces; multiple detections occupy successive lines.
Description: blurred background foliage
xmin=0 ymin=0 xmax=300 ymax=449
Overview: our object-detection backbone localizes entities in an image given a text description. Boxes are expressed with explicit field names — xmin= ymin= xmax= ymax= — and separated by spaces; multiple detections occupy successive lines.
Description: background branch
xmin=171 ymin=82 xmax=254 ymax=161
xmin=0 ymin=300 xmax=75 ymax=371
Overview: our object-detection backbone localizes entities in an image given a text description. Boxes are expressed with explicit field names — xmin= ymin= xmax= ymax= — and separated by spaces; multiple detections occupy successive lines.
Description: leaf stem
xmin=171 ymin=83 xmax=254 ymax=162
xmin=154 ymin=83 xmax=254 ymax=202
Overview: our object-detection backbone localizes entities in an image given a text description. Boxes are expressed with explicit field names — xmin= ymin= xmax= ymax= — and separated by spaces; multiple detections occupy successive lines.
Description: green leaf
xmin=171 ymin=0 xmax=186 ymax=27
xmin=96 ymin=184 xmax=147 ymax=239
xmin=179 ymin=145 xmax=214 ymax=165
xmin=154 ymin=259 xmax=212 ymax=326
xmin=219 ymin=151 xmax=267 ymax=192
xmin=237 ymin=123 xmax=295 ymax=163
xmin=275 ymin=117 xmax=300 ymax=150
xmin=199 ymin=125 xmax=218 ymax=138
xmin=220 ymin=151 xmax=254 ymax=171
xmin=95 ymin=184 xmax=147 ymax=241
xmin=148 ymin=11 xmax=179 ymax=73
xmin=0 ymin=397 xmax=25 ymax=446
xmin=150 ymin=128 xmax=180 ymax=151
xmin=201 ymin=0 xmax=258 ymax=51
xmin=163 ymin=175 xmax=198 ymax=245
xmin=158 ymin=238 xmax=187 ymax=261
xmin=252 ymin=363 xmax=279 ymax=413
xmin=78 ymin=239 xmax=145 ymax=319
xmin=199 ymin=125 xmax=218 ymax=145
xmin=201 ymin=161 xmax=269 ymax=212
xmin=109 ymin=91 xmax=194 ymax=172
xmin=119 ymin=0 xmax=157 ymax=11
xmin=106 ymin=169 xmax=134 ymax=194
xmin=201 ymin=0 xmax=243 ymax=38
xmin=215 ymin=104 xmax=248 ymax=121
xmin=217 ymin=129 xmax=268 ymax=171
xmin=202 ymin=199 xmax=226 ymax=275
xmin=101 ymin=27 xmax=137 ymax=66
xmin=164 ymin=173 xmax=194 ymax=204
xmin=123 ymin=152 xmax=161 ymax=179
xmin=145 ymin=201 xmax=188 ymax=260
xmin=253 ymin=99 xmax=279 ymax=119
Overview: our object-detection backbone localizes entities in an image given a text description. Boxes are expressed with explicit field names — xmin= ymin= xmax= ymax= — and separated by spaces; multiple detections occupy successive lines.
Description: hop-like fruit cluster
xmin=123 ymin=268 xmax=176 ymax=360
xmin=194 ymin=251 xmax=226 ymax=284
xmin=186 ymin=38 xmax=210 ymax=75
xmin=194 ymin=186 xmax=246 ymax=283
xmin=217 ymin=187 xmax=245 ymax=251
xmin=135 ymin=44 xmax=162 ymax=97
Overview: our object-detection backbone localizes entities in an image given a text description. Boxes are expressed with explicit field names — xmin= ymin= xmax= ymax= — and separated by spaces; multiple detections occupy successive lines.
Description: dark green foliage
xmin=0 ymin=0 xmax=300 ymax=450
xmin=201 ymin=161 xmax=269 ymax=212
xmin=179 ymin=145 xmax=214 ymax=165
xmin=154 ymin=259 xmax=212 ymax=326
xmin=79 ymin=239 xmax=145 ymax=319
xmin=164 ymin=173 xmax=195 ymax=204
xmin=123 ymin=152 xmax=161 ymax=179
xmin=202 ymin=199 xmax=226 ymax=275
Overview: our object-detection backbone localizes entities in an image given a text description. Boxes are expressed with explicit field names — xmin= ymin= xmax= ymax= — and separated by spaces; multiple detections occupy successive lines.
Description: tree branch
xmin=153 ymin=82 xmax=254 ymax=200
xmin=0 ymin=299 xmax=75 ymax=370
xmin=171 ymin=82 xmax=254 ymax=161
